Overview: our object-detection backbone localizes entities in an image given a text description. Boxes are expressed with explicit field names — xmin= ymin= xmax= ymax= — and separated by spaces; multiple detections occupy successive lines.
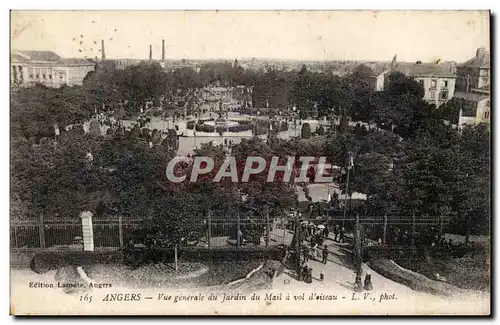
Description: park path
xmin=270 ymin=233 xmax=489 ymax=315
xmin=10 ymin=236 xmax=489 ymax=315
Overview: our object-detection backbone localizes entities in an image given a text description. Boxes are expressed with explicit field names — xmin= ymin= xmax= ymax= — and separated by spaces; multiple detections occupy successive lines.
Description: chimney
xmin=476 ymin=47 xmax=488 ymax=58
xmin=101 ymin=40 xmax=106 ymax=60
xmin=162 ymin=39 xmax=165 ymax=61
xmin=149 ymin=45 xmax=152 ymax=61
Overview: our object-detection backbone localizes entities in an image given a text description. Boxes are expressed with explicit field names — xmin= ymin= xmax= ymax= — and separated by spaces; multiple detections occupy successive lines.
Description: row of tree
xmin=321 ymin=73 xmax=490 ymax=236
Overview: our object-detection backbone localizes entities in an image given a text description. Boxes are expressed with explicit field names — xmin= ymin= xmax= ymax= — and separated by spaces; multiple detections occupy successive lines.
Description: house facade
xmin=393 ymin=62 xmax=456 ymax=107
xmin=456 ymin=48 xmax=490 ymax=93
xmin=454 ymin=48 xmax=490 ymax=127
xmin=454 ymin=92 xmax=490 ymax=126
xmin=370 ymin=61 xmax=456 ymax=107
xmin=11 ymin=50 xmax=95 ymax=88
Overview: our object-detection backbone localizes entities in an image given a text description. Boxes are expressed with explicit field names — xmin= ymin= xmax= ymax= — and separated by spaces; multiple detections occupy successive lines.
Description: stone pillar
xmin=80 ymin=211 xmax=94 ymax=251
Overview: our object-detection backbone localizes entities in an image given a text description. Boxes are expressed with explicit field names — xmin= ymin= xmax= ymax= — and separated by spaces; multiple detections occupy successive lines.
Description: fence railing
xmin=10 ymin=214 xmax=451 ymax=252
xmin=10 ymin=214 xmax=290 ymax=251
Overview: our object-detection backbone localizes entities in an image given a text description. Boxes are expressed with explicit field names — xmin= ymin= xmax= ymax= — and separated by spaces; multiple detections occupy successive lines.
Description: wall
xmin=459 ymin=115 xmax=476 ymax=126
xmin=11 ymin=63 xmax=94 ymax=88
xmin=415 ymin=76 xmax=456 ymax=107
xmin=456 ymin=67 xmax=489 ymax=92
xmin=66 ymin=65 xmax=95 ymax=86
xmin=373 ymin=74 xmax=385 ymax=91
xmin=475 ymin=98 xmax=490 ymax=124
xmin=477 ymin=69 xmax=490 ymax=89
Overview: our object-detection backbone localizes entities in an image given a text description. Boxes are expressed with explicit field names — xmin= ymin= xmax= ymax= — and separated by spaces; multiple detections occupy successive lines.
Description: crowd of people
xmin=295 ymin=221 xmax=350 ymax=284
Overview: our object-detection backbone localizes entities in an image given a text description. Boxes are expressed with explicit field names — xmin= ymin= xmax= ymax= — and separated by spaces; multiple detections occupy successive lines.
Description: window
xmin=430 ymin=91 xmax=436 ymax=100
xmin=29 ymin=74 xmax=33 ymax=79
xmin=484 ymin=111 xmax=490 ymax=120
xmin=49 ymin=75 xmax=52 ymax=79
xmin=430 ymin=79 xmax=437 ymax=88
xmin=443 ymin=80 xmax=448 ymax=88
xmin=42 ymin=74 xmax=46 ymax=79
xmin=36 ymin=74 xmax=39 ymax=79
xmin=440 ymin=89 xmax=449 ymax=100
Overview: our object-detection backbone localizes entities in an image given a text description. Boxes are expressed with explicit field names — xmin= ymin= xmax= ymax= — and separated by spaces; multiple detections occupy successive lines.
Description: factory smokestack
xmin=162 ymin=40 xmax=165 ymax=61
xmin=149 ymin=45 xmax=152 ymax=61
xmin=101 ymin=40 xmax=106 ymax=60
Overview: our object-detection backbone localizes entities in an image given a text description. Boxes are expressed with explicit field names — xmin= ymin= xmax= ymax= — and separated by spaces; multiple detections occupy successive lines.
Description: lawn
xmin=396 ymin=254 xmax=490 ymax=292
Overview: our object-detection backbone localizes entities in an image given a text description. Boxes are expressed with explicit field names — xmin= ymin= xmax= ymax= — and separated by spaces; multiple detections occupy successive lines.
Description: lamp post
xmin=239 ymin=194 xmax=248 ymax=247
xmin=343 ymin=151 xmax=362 ymax=291
xmin=342 ymin=152 xmax=353 ymax=228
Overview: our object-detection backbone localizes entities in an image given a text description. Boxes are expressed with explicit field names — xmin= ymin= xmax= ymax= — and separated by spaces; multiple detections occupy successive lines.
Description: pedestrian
xmin=302 ymin=246 xmax=309 ymax=263
xmin=316 ymin=233 xmax=323 ymax=246
xmin=310 ymin=236 xmax=316 ymax=248
xmin=323 ymin=225 xmax=329 ymax=239
xmin=305 ymin=267 xmax=313 ymax=284
xmin=322 ymin=245 xmax=329 ymax=264
xmin=340 ymin=226 xmax=345 ymax=243
xmin=333 ymin=225 xmax=339 ymax=242
xmin=301 ymin=261 xmax=309 ymax=281
xmin=313 ymin=243 xmax=320 ymax=259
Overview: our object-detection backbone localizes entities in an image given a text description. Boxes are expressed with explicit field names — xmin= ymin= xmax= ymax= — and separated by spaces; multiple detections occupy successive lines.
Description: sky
xmin=10 ymin=10 xmax=490 ymax=63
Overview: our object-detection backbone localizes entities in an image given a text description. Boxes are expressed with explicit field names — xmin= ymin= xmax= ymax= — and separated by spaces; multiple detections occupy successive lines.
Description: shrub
xmin=317 ymin=124 xmax=325 ymax=136
xmin=195 ymin=123 xmax=215 ymax=133
xmin=301 ymin=123 xmax=312 ymax=139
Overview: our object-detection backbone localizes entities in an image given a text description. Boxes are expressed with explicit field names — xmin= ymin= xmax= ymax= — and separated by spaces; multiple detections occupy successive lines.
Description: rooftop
xmin=393 ymin=62 xmax=456 ymax=78
xmin=11 ymin=50 xmax=94 ymax=66
xmin=454 ymin=91 xmax=489 ymax=103
xmin=459 ymin=48 xmax=490 ymax=69
xmin=11 ymin=50 xmax=61 ymax=62
xmin=364 ymin=62 xmax=391 ymax=77
xmin=471 ymin=85 xmax=490 ymax=95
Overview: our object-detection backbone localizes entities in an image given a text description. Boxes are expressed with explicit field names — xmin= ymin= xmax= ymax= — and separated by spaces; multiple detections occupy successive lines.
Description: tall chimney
xmin=162 ymin=40 xmax=165 ymax=61
xmin=149 ymin=45 xmax=152 ymax=61
xmin=476 ymin=47 xmax=488 ymax=58
xmin=101 ymin=40 xmax=106 ymax=60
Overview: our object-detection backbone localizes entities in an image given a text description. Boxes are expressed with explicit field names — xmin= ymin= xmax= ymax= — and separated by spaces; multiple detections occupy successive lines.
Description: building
xmin=372 ymin=62 xmax=456 ymax=107
xmin=367 ymin=63 xmax=391 ymax=92
xmin=454 ymin=91 xmax=490 ymax=126
xmin=97 ymin=59 xmax=143 ymax=71
xmin=397 ymin=62 xmax=456 ymax=107
xmin=454 ymin=48 xmax=490 ymax=126
xmin=11 ymin=50 xmax=95 ymax=88
xmin=455 ymin=48 xmax=490 ymax=93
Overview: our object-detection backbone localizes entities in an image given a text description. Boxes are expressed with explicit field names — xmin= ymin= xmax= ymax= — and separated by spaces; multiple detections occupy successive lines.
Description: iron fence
xmin=10 ymin=213 xmax=454 ymax=252
xmin=10 ymin=214 xmax=290 ymax=252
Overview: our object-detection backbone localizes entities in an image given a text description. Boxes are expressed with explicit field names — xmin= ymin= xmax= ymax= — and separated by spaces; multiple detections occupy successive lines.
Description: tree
xmin=83 ymin=68 xmax=125 ymax=110
xmin=434 ymin=98 xmax=463 ymax=124
xmin=11 ymin=129 xmax=106 ymax=219
xmin=342 ymin=64 xmax=373 ymax=99
xmin=11 ymin=85 xmax=93 ymax=141
xmin=301 ymin=123 xmax=312 ymax=139
xmin=232 ymin=137 xmax=298 ymax=218
xmin=451 ymin=124 xmax=490 ymax=238
xmin=349 ymin=71 xmax=431 ymax=136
